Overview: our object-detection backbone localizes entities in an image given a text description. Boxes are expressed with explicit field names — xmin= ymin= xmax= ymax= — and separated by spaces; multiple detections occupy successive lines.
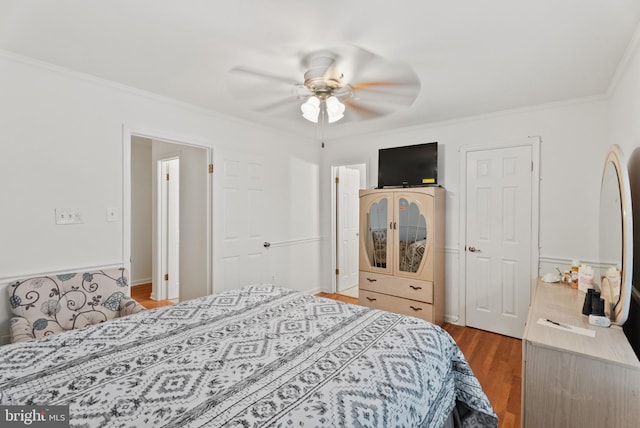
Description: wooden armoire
xmin=358 ymin=187 xmax=445 ymax=325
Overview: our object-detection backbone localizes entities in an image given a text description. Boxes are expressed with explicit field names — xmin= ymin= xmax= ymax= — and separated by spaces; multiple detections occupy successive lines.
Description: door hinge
xmin=335 ymin=177 xmax=339 ymax=184
xmin=165 ymin=173 xmax=170 ymax=181
xmin=531 ymin=161 xmax=534 ymax=172
xmin=209 ymin=163 xmax=214 ymax=173
xmin=335 ymin=268 xmax=340 ymax=275
xmin=164 ymin=273 xmax=169 ymax=281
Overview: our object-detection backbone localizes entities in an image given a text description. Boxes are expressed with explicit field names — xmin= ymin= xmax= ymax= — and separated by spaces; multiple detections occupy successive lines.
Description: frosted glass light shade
xmin=326 ymin=96 xmax=345 ymax=123
xmin=301 ymin=96 xmax=321 ymax=123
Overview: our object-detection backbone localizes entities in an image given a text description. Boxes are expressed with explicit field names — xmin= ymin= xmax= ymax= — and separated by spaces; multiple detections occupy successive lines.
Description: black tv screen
xmin=378 ymin=142 xmax=438 ymax=188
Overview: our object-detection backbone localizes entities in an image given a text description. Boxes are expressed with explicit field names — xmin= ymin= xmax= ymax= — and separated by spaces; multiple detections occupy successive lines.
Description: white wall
xmin=0 ymin=36 xmax=633 ymax=340
xmin=0 ymin=53 xmax=320 ymax=341
xmin=131 ymin=137 xmax=152 ymax=285
xmin=321 ymin=99 xmax=610 ymax=322
xmin=609 ymin=32 xmax=640 ymax=160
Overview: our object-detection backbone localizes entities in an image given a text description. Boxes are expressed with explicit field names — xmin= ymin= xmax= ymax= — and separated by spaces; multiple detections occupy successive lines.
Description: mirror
xmin=365 ymin=198 xmax=388 ymax=268
xmin=599 ymin=145 xmax=633 ymax=325
xmin=397 ymin=197 xmax=428 ymax=273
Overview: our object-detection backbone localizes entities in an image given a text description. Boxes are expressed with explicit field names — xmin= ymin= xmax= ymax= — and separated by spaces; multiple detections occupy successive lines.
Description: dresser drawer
xmin=359 ymin=290 xmax=435 ymax=323
xmin=359 ymin=271 xmax=433 ymax=303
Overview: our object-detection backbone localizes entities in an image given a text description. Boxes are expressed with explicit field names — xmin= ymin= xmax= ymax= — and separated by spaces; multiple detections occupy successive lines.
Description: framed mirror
xmin=599 ymin=145 xmax=633 ymax=325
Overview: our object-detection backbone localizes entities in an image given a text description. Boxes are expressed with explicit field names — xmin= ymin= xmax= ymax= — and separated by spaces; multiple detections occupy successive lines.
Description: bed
xmin=0 ymin=285 xmax=497 ymax=427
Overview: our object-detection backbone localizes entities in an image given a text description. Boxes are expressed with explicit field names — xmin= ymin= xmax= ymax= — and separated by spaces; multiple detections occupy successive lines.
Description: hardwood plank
xmin=131 ymin=283 xmax=174 ymax=309
xmin=315 ymin=293 xmax=521 ymax=428
xmin=316 ymin=292 xmax=359 ymax=305
xmin=445 ymin=325 xmax=521 ymax=428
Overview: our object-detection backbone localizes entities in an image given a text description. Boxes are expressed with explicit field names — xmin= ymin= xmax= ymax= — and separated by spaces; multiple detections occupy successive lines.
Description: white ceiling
xmin=2 ymin=0 xmax=640 ymax=140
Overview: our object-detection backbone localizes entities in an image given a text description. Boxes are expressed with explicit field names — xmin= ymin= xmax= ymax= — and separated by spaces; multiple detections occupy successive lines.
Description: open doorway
xmin=127 ymin=134 xmax=212 ymax=306
xmin=332 ymin=163 xmax=367 ymax=298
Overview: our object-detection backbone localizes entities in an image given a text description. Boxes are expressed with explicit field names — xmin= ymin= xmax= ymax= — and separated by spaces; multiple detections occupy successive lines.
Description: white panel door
xmin=336 ymin=166 xmax=360 ymax=291
xmin=159 ymin=157 xmax=180 ymax=301
xmin=214 ymin=151 xmax=268 ymax=292
xmin=465 ymin=145 xmax=532 ymax=338
xmin=166 ymin=159 xmax=180 ymax=300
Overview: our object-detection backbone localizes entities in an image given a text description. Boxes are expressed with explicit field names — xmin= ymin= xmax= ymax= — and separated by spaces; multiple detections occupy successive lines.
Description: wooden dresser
xmin=522 ymin=279 xmax=640 ymax=427
xmin=358 ymin=187 xmax=445 ymax=325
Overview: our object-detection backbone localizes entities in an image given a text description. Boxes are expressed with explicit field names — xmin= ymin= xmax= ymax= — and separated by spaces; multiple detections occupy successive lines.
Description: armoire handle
xmin=409 ymin=306 xmax=422 ymax=311
xmin=367 ymin=297 xmax=377 ymax=302
xmin=409 ymin=285 xmax=422 ymax=290
xmin=366 ymin=277 xmax=377 ymax=282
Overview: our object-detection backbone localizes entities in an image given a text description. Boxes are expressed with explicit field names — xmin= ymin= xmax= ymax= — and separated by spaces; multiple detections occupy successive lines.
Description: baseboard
xmin=445 ymin=315 xmax=461 ymax=324
xmin=131 ymin=279 xmax=152 ymax=287
xmin=304 ymin=287 xmax=322 ymax=296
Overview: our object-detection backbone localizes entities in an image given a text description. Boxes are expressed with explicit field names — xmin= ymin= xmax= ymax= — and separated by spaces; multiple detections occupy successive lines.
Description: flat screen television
xmin=378 ymin=142 xmax=438 ymax=188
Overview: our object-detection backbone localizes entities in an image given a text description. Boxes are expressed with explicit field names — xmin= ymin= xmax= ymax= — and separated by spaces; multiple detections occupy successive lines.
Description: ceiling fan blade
xmin=229 ymin=65 xmax=300 ymax=86
xmin=254 ymin=96 xmax=300 ymax=113
xmin=338 ymin=46 xmax=378 ymax=84
xmin=344 ymin=99 xmax=387 ymax=120
xmin=351 ymin=81 xmax=401 ymax=91
xmin=350 ymin=78 xmax=421 ymax=107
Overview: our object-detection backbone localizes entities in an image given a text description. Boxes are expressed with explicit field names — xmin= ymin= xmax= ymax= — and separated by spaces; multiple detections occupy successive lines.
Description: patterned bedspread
xmin=0 ymin=285 xmax=497 ymax=427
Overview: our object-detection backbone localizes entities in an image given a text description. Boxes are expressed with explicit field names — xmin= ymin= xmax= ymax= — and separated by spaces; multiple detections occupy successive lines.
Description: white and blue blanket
xmin=0 ymin=285 xmax=497 ymax=427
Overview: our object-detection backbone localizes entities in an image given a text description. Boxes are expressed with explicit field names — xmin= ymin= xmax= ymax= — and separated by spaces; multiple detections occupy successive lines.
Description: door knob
xmin=468 ymin=246 xmax=481 ymax=253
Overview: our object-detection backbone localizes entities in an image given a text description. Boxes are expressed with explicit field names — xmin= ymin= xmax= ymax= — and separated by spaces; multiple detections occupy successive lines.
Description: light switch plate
xmin=106 ymin=207 xmax=120 ymax=222
xmin=55 ymin=208 xmax=83 ymax=224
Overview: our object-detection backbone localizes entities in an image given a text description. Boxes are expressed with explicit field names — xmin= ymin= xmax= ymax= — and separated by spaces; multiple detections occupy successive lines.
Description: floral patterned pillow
xmin=8 ymin=268 xmax=131 ymax=338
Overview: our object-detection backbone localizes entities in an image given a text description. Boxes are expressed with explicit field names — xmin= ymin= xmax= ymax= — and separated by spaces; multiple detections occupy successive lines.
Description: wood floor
xmin=131 ymin=283 xmax=174 ymax=309
xmin=318 ymin=292 xmax=522 ymax=428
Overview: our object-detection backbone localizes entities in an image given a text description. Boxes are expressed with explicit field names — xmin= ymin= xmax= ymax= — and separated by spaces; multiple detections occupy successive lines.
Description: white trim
xmin=538 ymin=256 xmax=609 ymax=271
xmin=444 ymin=315 xmax=460 ymax=324
xmin=607 ymin=21 xmax=640 ymax=97
xmin=457 ymin=137 xmax=541 ymax=327
xmin=303 ymin=287 xmax=323 ymax=296
xmin=130 ymin=277 xmax=152 ymax=287
xmin=0 ymin=263 xmax=124 ymax=284
xmin=327 ymin=95 xmax=607 ymax=142
xmin=122 ymin=125 xmax=214 ymax=301
xmin=0 ymin=49 xmax=311 ymax=143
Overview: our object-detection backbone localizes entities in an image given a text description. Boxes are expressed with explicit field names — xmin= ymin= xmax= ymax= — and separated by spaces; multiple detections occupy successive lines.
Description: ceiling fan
xmin=227 ymin=46 xmax=421 ymax=124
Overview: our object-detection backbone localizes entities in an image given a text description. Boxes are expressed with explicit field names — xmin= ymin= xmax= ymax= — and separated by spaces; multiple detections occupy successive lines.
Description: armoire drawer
xmin=359 ymin=271 xmax=433 ymax=303
xmin=359 ymin=290 xmax=435 ymax=323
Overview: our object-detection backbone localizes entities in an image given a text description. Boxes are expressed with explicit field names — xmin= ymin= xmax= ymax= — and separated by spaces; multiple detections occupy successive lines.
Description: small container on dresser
xmin=358 ymin=187 xmax=445 ymax=325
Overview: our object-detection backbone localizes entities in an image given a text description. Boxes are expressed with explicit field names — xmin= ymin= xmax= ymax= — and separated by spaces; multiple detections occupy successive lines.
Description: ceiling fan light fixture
xmin=301 ymin=96 xmax=321 ymax=123
xmin=326 ymin=96 xmax=345 ymax=123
